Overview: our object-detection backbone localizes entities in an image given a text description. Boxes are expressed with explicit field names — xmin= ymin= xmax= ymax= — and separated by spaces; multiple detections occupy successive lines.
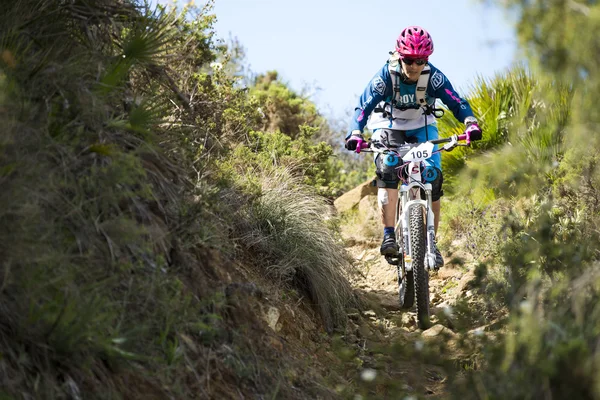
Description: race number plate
xmin=402 ymin=142 xmax=434 ymax=162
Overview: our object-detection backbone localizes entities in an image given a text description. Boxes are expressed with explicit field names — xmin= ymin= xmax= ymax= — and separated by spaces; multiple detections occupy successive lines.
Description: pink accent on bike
xmin=396 ymin=26 xmax=434 ymax=58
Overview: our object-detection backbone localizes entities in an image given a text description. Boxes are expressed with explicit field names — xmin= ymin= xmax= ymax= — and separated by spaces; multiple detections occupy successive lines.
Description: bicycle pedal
xmin=385 ymin=255 xmax=401 ymax=265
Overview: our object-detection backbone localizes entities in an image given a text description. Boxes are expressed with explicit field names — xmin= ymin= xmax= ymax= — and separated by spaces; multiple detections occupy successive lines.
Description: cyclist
xmin=344 ymin=26 xmax=482 ymax=268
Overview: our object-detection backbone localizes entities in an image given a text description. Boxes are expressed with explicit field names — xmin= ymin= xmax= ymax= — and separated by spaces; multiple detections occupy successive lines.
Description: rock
xmin=373 ymin=259 xmax=399 ymax=284
xmin=432 ymin=303 xmax=454 ymax=318
xmin=469 ymin=326 xmax=486 ymax=337
xmin=364 ymin=253 xmax=376 ymax=262
xmin=437 ymin=267 xmax=460 ymax=280
xmin=401 ymin=313 xmax=416 ymax=328
xmin=402 ymin=384 xmax=415 ymax=392
xmin=357 ymin=194 xmax=379 ymax=222
xmin=457 ymin=269 xmax=476 ymax=293
xmin=358 ymin=321 xmax=374 ymax=338
xmin=265 ymin=306 xmax=281 ymax=332
xmin=360 ymin=368 xmax=377 ymax=382
xmin=422 ymin=324 xmax=456 ymax=338
xmin=363 ymin=310 xmax=377 ymax=318
xmin=379 ymin=295 xmax=402 ymax=311
xmin=334 ymin=178 xmax=377 ymax=214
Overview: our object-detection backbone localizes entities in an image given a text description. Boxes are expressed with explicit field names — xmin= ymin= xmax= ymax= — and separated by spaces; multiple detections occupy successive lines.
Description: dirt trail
xmin=346 ymin=241 xmax=476 ymax=322
xmin=338 ymin=195 xmax=483 ymax=398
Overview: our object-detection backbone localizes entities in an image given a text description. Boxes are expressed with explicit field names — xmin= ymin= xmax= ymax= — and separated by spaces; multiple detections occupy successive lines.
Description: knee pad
xmin=375 ymin=153 xmax=401 ymax=188
xmin=423 ymin=166 xmax=444 ymax=201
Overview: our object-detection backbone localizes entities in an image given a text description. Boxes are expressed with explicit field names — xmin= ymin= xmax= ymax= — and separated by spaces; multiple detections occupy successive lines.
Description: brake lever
xmin=442 ymin=135 xmax=459 ymax=151
xmin=443 ymin=143 xmax=456 ymax=151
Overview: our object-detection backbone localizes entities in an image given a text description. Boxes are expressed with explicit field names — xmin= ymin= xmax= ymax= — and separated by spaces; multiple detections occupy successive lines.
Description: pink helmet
xmin=395 ymin=26 xmax=434 ymax=58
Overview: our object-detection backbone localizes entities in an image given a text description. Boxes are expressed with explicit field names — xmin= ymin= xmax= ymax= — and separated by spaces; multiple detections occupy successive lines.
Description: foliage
xmin=441 ymin=197 xmax=512 ymax=263
xmin=218 ymin=126 xmax=365 ymax=198
xmin=432 ymin=1 xmax=600 ymax=398
xmin=438 ymin=66 xmax=571 ymax=197
xmin=250 ymin=71 xmax=324 ymax=140
xmin=224 ymin=168 xmax=358 ymax=332
xmin=242 ymin=71 xmax=370 ymax=196
xmin=0 ymin=0 xmax=358 ymax=398
xmin=0 ymin=0 xmax=244 ymax=396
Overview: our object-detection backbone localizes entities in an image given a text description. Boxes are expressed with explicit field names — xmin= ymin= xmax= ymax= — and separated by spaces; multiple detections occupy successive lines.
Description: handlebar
xmin=354 ymin=130 xmax=474 ymax=155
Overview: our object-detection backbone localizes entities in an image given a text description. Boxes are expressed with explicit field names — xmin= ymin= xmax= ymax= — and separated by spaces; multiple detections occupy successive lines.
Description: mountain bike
xmin=355 ymin=130 xmax=475 ymax=329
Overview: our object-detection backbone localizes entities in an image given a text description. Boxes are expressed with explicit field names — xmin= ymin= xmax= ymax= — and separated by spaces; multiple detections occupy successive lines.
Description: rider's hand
xmin=345 ymin=131 xmax=364 ymax=151
xmin=464 ymin=117 xmax=482 ymax=141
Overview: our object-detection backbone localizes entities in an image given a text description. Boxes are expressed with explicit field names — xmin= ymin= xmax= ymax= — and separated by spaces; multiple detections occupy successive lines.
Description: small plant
xmin=229 ymin=168 xmax=357 ymax=332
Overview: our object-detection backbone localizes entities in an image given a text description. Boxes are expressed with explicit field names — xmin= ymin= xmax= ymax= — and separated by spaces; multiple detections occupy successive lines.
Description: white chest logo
xmin=372 ymin=77 xmax=386 ymax=95
xmin=431 ymin=71 xmax=444 ymax=89
xmin=400 ymin=94 xmax=415 ymax=104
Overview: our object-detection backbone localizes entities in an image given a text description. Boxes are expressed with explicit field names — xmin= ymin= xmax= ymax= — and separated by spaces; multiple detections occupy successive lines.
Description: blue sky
xmin=158 ymin=0 xmax=517 ymax=122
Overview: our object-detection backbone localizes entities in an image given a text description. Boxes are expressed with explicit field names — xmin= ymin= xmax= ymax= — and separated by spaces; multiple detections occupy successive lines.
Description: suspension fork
xmin=397 ymin=161 xmax=436 ymax=270
xmin=424 ymin=186 xmax=436 ymax=270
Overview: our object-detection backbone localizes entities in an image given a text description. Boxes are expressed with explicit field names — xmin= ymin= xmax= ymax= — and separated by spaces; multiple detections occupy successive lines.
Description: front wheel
xmin=409 ymin=206 xmax=430 ymax=329
xmin=397 ymin=234 xmax=414 ymax=309
xmin=396 ymin=198 xmax=414 ymax=309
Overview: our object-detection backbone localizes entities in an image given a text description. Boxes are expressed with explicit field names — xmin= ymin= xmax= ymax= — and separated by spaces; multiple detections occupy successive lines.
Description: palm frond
xmin=439 ymin=65 xmax=571 ymax=196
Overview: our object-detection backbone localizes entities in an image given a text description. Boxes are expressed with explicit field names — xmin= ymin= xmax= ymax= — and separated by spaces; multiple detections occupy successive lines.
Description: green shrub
xmin=225 ymin=167 xmax=358 ymax=332
xmin=0 ymin=1 xmax=236 ymax=396
xmin=218 ymin=126 xmax=361 ymax=198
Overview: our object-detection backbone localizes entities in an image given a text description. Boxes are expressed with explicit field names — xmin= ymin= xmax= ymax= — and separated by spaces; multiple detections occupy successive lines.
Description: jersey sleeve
xmin=427 ymin=66 xmax=474 ymax=123
xmin=346 ymin=64 xmax=391 ymax=139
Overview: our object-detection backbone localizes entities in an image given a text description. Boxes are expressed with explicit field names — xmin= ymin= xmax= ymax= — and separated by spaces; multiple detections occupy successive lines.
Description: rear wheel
xmin=409 ymin=206 xmax=430 ymax=329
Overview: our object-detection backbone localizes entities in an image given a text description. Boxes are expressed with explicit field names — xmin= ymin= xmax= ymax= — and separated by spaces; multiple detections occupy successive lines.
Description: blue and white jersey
xmin=347 ymin=62 xmax=474 ymax=138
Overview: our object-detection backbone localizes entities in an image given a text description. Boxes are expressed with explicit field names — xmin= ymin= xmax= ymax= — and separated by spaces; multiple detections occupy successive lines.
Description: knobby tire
xmin=410 ymin=206 xmax=430 ymax=329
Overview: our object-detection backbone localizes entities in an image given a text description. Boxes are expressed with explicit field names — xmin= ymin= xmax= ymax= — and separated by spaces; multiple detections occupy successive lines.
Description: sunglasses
xmin=401 ymin=58 xmax=428 ymax=66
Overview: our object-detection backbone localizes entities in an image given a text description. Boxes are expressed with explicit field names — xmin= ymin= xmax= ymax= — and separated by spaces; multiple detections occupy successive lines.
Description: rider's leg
xmin=379 ymin=187 xmax=399 ymax=255
xmin=432 ymin=199 xmax=440 ymax=234
xmin=380 ymin=188 xmax=398 ymax=227
xmin=372 ymin=128 xmax=407 ymax=256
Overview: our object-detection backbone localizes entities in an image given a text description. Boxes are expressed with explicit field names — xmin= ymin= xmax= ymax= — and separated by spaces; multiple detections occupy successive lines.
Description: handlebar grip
xmin=355 ymin=139 xmax=369 ymax=154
